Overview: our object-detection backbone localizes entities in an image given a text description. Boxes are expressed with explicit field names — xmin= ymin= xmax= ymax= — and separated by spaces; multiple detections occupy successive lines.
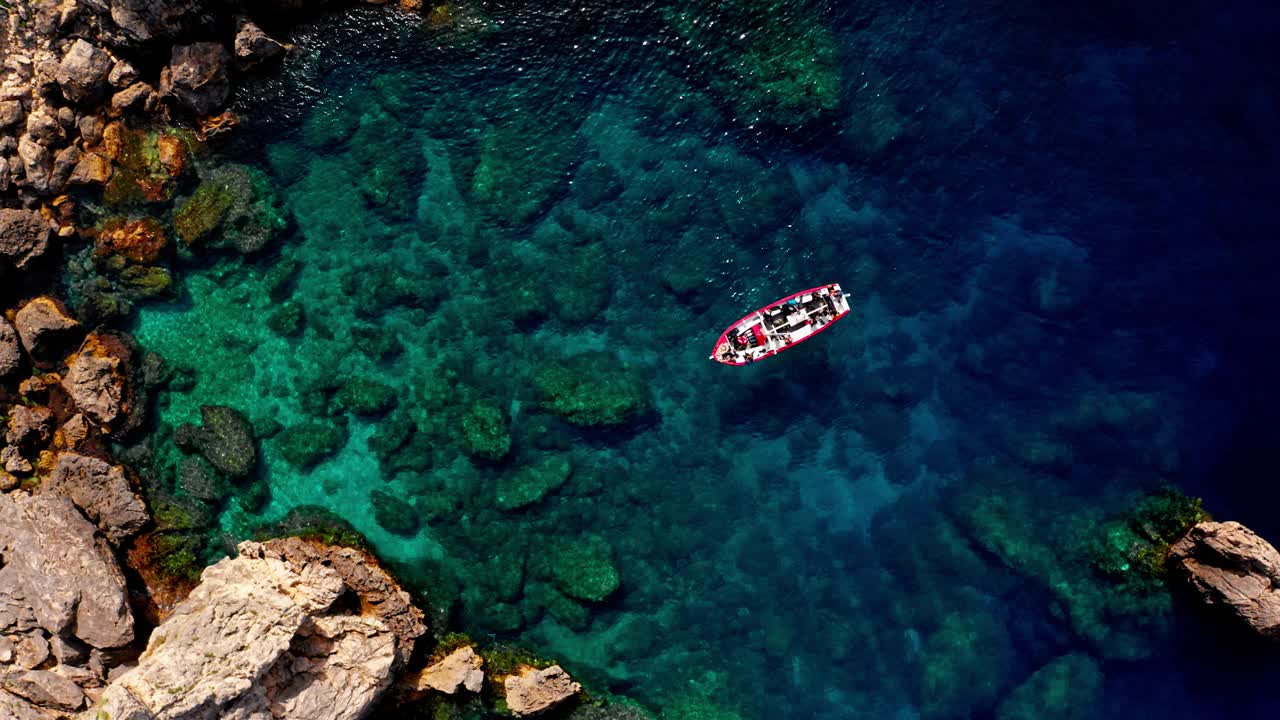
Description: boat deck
xmin=711 ymin=284 xmax=850 ymax=365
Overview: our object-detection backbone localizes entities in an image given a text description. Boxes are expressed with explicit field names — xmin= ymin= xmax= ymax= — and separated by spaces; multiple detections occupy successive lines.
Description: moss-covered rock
xmin=255 ymin=505 xmax=370 ymax=550
xmin=336 ymin=377 xmax=398 ymax=416
xmin=175 ymin=163 xmax=287 ymax=253
xmin=371 ymin=488 xmax=420 ymax=537
xmin=461 ymin=403 xmax=510 ymax=461
xmin=551 ymin=534 xmax=620 ymax=602
xmin=472 ymin=115 xmax=582 ymax=226
xmin=275 ymin=420 xmax=347 ymax=469
xmin=101 ymin=123 xmax=195 ymax=208
xmin=496 ymin=455 xmax=573 ymax=511
xmin=994 ymin=653 xmax=1103 ymax=720
xmin=96 ymin=217 xmax=168 ymax=264
xmin=265 ymin=301 xmax=305 ymax=337
xmin=533 ymin=352 xmax=650 ymax=427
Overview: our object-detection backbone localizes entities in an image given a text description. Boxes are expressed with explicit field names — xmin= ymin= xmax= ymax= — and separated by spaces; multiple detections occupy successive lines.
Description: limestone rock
xmin=84 ymin=540 xmax=406 ymax=720
xmin=56 ymin=40 xmax=113 ymax=104
xmin=40 ymin=452 xmax=148 ymax=545
xmin=0 ymin=493 xmax=134 ymax=649
xmin=0 ymin=317 xmax=23 ymax=377
xmin=60 ymin=331 xmax=136 ymax=433
xmin=0 ymin=101 xmax=24 ymax=129
xmin=160 ymin=42 xmax=231 ymax=116
xmin=503 ymin=665 xmax=581 ymax=717
xmin=17 ymin=135 xmax=53 ymax=194
xmin=13 ymin=634 xmax=50 ymax=670
xmin=1169 ymin=520 xmax=1280 ymax=639
xmin=5 ymin=406 xmax=54 ymax=449
xmin=253 ymin=537 xmax=427 ymax=663
xmin=411 ymin=645 xmax=484 ymax=695
xmin=69 ymin=152 xmax=112 ymax=185
xmin=0 ymin=669 xmax=85 ymax=712
xmin=0 ymin=208 xmax=51 ymax=270
xmin=234 ymin=17 xmax=288 ymax=68
xmin=13 ymin=296 xmax=80 ymax=366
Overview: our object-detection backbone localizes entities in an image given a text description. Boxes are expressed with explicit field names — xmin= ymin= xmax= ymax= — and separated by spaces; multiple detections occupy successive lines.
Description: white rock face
xmin=83 ymin=540 xmax=411 ymax=720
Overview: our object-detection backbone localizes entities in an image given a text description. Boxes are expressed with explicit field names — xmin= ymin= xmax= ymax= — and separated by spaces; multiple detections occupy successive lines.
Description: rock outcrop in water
xmin=85 ymin=538 xmax=426 ymax=720
xmin=1169 ymin=520 xmax=1280 ymax=639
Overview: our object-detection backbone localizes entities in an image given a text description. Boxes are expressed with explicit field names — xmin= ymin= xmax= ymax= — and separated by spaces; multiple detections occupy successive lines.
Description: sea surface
xmin=127 ymin=1 xmax=1280 ymax=718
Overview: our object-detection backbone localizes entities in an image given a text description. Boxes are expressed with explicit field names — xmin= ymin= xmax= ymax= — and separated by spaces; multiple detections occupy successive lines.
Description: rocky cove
xmin=2 ymin=0 xmax=1280 ymax=719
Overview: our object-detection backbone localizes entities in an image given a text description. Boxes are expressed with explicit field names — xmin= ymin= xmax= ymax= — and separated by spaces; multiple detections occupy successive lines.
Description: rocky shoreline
xmin=2 ymin=1 xmax=1280 ymax=719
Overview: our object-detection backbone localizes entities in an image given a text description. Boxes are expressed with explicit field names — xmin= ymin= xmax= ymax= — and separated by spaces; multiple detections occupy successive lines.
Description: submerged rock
xmin=0 ymin=492 xmax=134 ymax=649
xmin=275 ymin=420 xmax=347 ymax=469
xmin=1169 ymin=521 xmax=1280 ymax=639
xmin=174 ymin=404 xmax=257 ymax=477
xmin=85 ymin=538 xmax=422 ymax=720
xmin=503 ymin=664 xmax=581 ymax=717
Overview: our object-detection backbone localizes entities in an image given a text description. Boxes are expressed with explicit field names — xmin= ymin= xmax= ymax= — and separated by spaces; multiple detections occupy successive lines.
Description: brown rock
xmin=108 ymin=82 xmax=155 ymax=115
xmin=0 ymin=669 xmax=85 ymax=712
xmin=156 ymin=134 xmax=188 ymax=177
xmin=234 ymin=17 xmax=288 ymax=68
xmin=410 ymin=645 xmax=484 ymax=695
xmin=50 ymin=145 xmax=81 ymax=190
xmin=5 ymin=406 xmax=54 ymax=449
xmin=0 ymin=316 xmax=23 ymax=377
xmin=1169 ymin=520 xmax=1280 ymax=639
xmin=13 ymin=634 xmax=50 ymax=670
xmin=59 ymin=332 xmax=136 ymax=432
xmin=2 ymin=446 xmax=32 ymax=474
xmin=68 ymin=152 xmax=112 ymax=185
xmin=255 ymin=537 xmax=428 ymax=664
xmin=160 ymin=42 xmax=231 ymax=116
xmin=53 ymin=413 xmax=92 ymax=451
xmin=95 ymin=218 xmax=166 ymax=264
xmin=16 ymin=135 xmax=52 ymax=194
xmin=0 ymin=101 xmax=24 ymax=129
xmin=107 ymin=60 xmax=138 ymax=89
xmin=24 ymin=109 xmax=64 ymax=146
xmin=40 ymin=452 xmax=148 ymax=545
xmin=77 ymin=115 xmax=105 ymax=145
xmin=13 ymin=297 xmax=79 ymax=365
xmin=0 ymin=208 xmax=51 ymax=270
xmin=56 ymin=39 xmax=113 ymax=105
xmin=0 ymin=470 xmax=17 ymax=491
xmin=503 ymin=665 xmax=581 ymax=717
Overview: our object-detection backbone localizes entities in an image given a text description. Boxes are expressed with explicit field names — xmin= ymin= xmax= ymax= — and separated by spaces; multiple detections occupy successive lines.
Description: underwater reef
xmin=2 ymin=0 xmax=1280 ymax=719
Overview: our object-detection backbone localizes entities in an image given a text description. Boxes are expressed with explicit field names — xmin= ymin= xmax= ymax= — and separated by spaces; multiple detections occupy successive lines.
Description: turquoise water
xmin=124 ymin=3 xmax=1280 ymax=718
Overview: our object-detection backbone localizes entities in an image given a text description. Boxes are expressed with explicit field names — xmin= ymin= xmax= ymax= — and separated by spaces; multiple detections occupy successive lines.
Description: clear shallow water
xmin=130 ymin=2 xmax=1280 ymax=718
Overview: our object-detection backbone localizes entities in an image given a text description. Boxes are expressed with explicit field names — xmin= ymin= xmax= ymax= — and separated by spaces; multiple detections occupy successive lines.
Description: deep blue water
xmin=126 ymin=1 xmax=1280 ymax=718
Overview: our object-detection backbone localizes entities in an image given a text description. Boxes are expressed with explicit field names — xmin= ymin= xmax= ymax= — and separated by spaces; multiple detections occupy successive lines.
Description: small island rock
xmin=1169 ymin=520 xmax=1280 ymax=639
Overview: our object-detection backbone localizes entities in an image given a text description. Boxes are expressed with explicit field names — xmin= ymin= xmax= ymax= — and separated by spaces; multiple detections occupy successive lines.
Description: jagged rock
xmin=110 ymin=81 xmax=155 ymax=115
xmin=410 ymin=645 xmax=484 ymax=695
xmin=84 ymin=539 xmax=407 ymax=720
xmin=0 ymin=493 xmax=134 ymax=649
xmin=254 ymin=537 xmax=427 ymax=663
xmin=0 ymin=687 xmax=59 ymax=720
xmin=159 ymin=42 xmax=231 ymax=116
xmin=0 ymin=101 xmax=24 ymax=129
xmin=50 ymin=145 xmax=80 ymax=190
xmin=80 ymin=0 xmax=206 ymax=46
xmin=39 ymin=452 xmax=148 ymax=545
xmin=77 ymin=114 xmax=105 ymax=145
xmin=14 ymin=634 xmax=50 ymax=670
xmin=55 ymin=414 xmax=92 ymax=451
xmin=60 ymin=331 xmax=136 ymax=432
xmin=0 ymin=471 xmax=18 ymax=491
xmin=174 ymin=404 xmax=256 ymax=477
xmin=69 ymin=151 xmax=112 ymax=185
xmin=56 ymin=40 xmax=113 ymax=105
xmin=0 ymin=669 xmax=85 ymax=712
xmin=107 ymin=59 xmax=139 ymax=88
xmin=5 ymin=406 xmax=54 ymax=449
xmin=0 ymin=208 xmax=51 ymax=270
xmin=1169 ymin=520 xmax=1280 ymax=639
xmin=23 ymin=109 xmax=63 ymax=146
xmin=0 ymin=317 xmax=23 ymax=377
xmin=13 ymin=296 xmax=80 ymax=365
xmin=16 ymin=134 xmax=52 ymax=194
xmin=2 ymin=446 xmax=32 ymax=474
xmin=234 ymin=17 xmax=288 ymax=68
xmin=503 ymin=665 xmax=581 ymax=717
xmin=0 ymin=636 xmax=12 ymax=663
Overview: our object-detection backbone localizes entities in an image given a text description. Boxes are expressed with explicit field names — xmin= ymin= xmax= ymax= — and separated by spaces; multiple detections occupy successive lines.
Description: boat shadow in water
xmin=716 ymin=345 xmax=846 ymax=437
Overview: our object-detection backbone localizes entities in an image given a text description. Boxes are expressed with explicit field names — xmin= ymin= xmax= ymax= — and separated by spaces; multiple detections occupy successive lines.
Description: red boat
xmin=710 ymin=283 xmax=850 ymax=365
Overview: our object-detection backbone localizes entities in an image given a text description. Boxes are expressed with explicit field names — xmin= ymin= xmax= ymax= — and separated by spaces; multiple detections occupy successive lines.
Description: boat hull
xmin=710 ymin=283 xmax=850 ymax=365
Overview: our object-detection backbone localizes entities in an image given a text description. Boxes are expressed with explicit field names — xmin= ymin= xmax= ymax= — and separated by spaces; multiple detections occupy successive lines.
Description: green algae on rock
xmin=462 ymin=403 xmax=511 ymax=461
xmin=551 ymin=534 xmax=621 ymax=602
xmin=995 ymin=653 xmax=1103 ymax=720
xmin=496 ymin=455 xmax=573 ymax=511
xmin=175 ymin=163 xmax=286 ymax=253
xmin=533 ymin=353 xmax=650 ymax=427
xmin=275 ymin=419 xmax=348 ymax=469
